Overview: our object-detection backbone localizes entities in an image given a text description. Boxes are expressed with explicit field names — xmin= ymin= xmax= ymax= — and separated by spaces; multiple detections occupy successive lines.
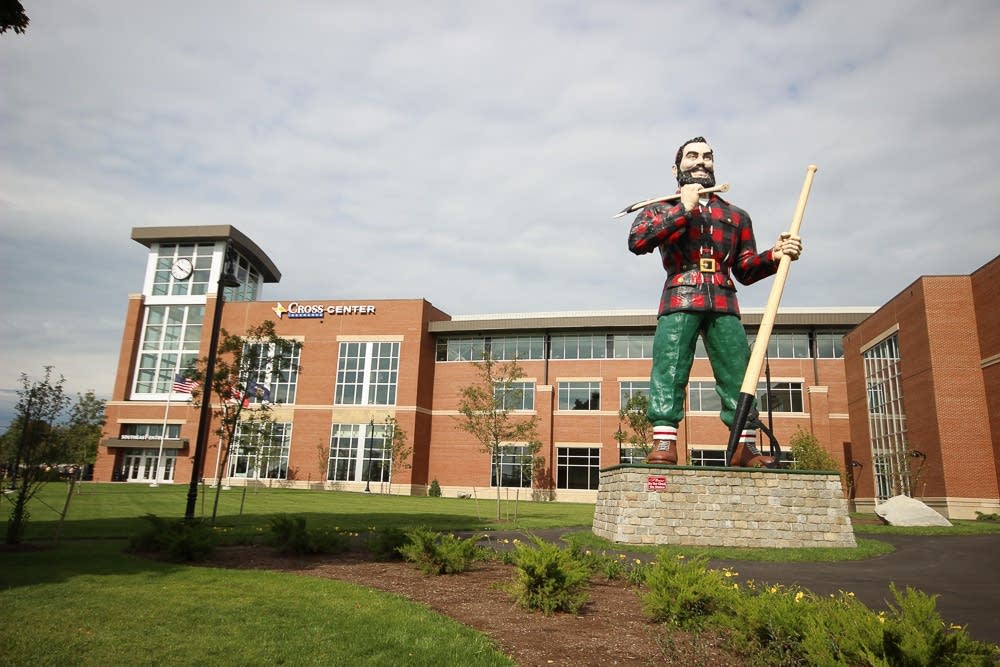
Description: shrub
xmin=267 ymin=514 xmax=349 ymax=555
xmin=641 ymin=554 xmax=740 ymax=630
xmin=366 ymin=526 xmax=408 ymax=561
xmin=128 ymin=514 xmax=217 ymax=562
xmin=789 ymin=427 xmax=839 ymax=471
xmin=506 ymin=536 xmax=590 ymax=615
xmin=974 ymin=511 xmax=1000 ymax=522
xmin=398 ymin=526 xmax=481 ymax=575
xmin=427 ymin=479 xmax=442 ymax=497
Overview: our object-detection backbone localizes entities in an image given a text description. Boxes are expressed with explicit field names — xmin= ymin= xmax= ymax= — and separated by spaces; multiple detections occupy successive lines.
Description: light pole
xmin=185 ymin=242 xmax=241 ymax=521
xmin=363 ymin=417 xmax=374 ymax=493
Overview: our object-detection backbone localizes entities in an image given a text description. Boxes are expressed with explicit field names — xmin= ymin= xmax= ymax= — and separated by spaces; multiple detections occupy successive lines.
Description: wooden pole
xmin=726 ymin=165 xmax=818 ymax=464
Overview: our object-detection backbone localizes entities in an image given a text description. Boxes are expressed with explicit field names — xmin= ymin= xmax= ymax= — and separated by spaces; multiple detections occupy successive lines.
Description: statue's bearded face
xmin=672 ymin=141 xmax=715 ymax=188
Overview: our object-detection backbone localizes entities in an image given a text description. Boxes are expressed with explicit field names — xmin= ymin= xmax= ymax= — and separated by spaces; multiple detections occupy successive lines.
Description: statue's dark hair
xmin=674 ymin=136 xmax=709 ymax=168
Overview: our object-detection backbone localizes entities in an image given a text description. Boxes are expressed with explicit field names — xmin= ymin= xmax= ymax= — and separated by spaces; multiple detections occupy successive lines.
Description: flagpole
xmin=150 ymin=384 xmax=174 ymax=487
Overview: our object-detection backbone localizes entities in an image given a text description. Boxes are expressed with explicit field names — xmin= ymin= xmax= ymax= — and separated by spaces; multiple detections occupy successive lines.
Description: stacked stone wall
xmin=593 ymin=465 xmax=856 ymax=549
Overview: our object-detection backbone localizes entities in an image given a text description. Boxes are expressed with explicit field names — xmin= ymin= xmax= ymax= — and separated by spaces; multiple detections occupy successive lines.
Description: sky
xmin=2 ymin=1 xmax=999 ymax=426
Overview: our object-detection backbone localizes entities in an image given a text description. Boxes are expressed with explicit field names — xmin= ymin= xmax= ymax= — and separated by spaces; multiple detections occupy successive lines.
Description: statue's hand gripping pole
xmin=726 ymin=166 xmax=818 ymax=466
xmin=613 ymin=183 xmax=730 ymax=219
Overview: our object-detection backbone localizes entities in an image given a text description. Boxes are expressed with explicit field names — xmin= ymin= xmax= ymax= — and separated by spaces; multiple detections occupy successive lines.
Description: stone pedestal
xmin=593 ymin=464 xmax=856 ymax=549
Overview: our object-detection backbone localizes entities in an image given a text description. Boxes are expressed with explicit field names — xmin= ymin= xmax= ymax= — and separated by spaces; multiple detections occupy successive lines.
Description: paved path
xmin=475 ymin=529 xmax=1000 ymax=646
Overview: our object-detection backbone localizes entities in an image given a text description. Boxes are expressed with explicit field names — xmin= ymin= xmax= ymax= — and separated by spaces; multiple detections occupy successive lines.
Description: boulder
xmin=875 ymin=494 xmax=952 ymax=527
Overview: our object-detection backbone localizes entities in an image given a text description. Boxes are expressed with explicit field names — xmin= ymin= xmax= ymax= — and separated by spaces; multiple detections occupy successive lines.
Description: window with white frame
xmin=618 ymin=446 xmax=647 ymax=464
xmin=612 ymin=334 xmax=653 ymax=359
xmin=689 ymin=448 xmax=726 ymax=467
xmin=814 ymin=332 xmax=845 ymax=358
xmin=488 ymin=335 xmax=545 ymax=361
xmin=491 ymin=445 xmax=533 ymax=488
xmin=748 ymin=332 xmax=810 ymax=358
xmin=756 ymin=382 xmax=805 ymax=413
xmin=436 ymin=336 xmax=486 ymax=362
xmin=619 ymin=380 xmax=649 ymax=407
xmin=120 ymin=423 xmax=181 ymax=440
xmin=222 ymin=251 xmax=262 ymax=302
xmin=494 ymin=381 xmax=535 ymax=411
xmin=550 ymin=334 xmax=607 ymax=360
xmin=688 ymin=380 xmax=722 ymax=412
xmin=335 ymin=341 xmax=400 ymax=406
xmin=228 ymin=422 xmax=292 ymax=480
xmin=133 ymin=305 xmax=205 ymax=395
xmin=326 ymin=422 xmax=392 ymax=483
xmin=152 ymin=243 xmax=215 ymax=297
xmin=242 ymin=340 xmax=301 ymax=405
xmin=557 ymin=447 xmax=601 ymax=489
xmin=558 ymin=381 xmax=601 ymax=410
xmin=863 ymin=332 xmax=911 ymax=499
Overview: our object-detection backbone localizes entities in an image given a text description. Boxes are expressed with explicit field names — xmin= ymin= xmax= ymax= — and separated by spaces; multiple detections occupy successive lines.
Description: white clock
xmin=170 ymin=258 xmax=194 ymax=280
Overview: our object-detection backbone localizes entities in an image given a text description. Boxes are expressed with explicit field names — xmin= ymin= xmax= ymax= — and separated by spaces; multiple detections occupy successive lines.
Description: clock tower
xmin=96 ymin=225 xmax=280 ymax=483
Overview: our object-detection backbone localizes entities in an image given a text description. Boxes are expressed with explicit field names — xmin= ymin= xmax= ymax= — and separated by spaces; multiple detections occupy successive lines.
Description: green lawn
xmin=13 ymin=482 xmax=595 ymax=542
xmin=5 ymin=483 xmax=999 ymax=665
xmin=0 ymin=541 xmax=514 ymax=666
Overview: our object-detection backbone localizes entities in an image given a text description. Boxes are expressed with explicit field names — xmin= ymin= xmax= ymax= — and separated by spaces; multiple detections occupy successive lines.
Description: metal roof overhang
xmin=427 ymin=308 xmax=877 ymax=334
xmin=131 ymin=225 xmax=281 ymax=283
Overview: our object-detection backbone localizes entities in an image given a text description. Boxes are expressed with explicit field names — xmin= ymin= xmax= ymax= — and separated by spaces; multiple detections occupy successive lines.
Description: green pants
xmin=648 ymin=311 xmax=751 ymax=429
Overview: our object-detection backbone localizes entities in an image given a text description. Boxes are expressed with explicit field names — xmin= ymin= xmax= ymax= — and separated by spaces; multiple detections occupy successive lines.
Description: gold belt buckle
xmin=699 ymin=257 xmax=717 ymax=273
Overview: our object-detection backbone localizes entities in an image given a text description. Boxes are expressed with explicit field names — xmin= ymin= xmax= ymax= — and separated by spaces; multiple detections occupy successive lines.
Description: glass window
xmin=756 ymin=382 xmax=804 ymax=413
xmin=133 ymin=305 xmax=205 ymax=395
xmin=494 ymin=381 xmax=535 ymax=411
xmin=228 ymin=422 xmax=292 ymax=480
xmin=748 ymin=332 xmax=810 ymax=358
xmin=242 ymin=340 xmax=302 ymax=405
xmin=863 ymin=333 xmax=911 ymax=499
xmin=152 ymin=243 xmax=215 ymax=297
xmin=488 ymin=335 xmax=545 ymax=361
xmin=558 ymin=381 xmax=601 ymax=411
xmin=612 ymin=334 xmax=653 ymax=359
xmin=326 ymin=422 xmax=392 ymax=483
xmin=557 ymin=447 xmax=600 ymax=490
xmin=618 ymin=447 xmax=646 ymax=464
xmin=120 ymin=423 xmax=181 ymax=440
xmin=491 ymin=445 xmax=533 ymax=488
xmin=815 ymin=332 xmax=845 ymax=358
xmin=335 ymin=341 xmax=400 ymax=406
xmin=550 ymin=334 xmax=607 ymax=360
xmin=436 ymin=336 xmax=486 ymax=362
xmin=690 ymin=449 xmax=726 ymax=467
xmin=688 ymin=380 xmax=722 ymax=412
xmin=619 ymin=380 xmax=649 ymax=407
xmin=223 ymin=251 xmax=262 ymax=302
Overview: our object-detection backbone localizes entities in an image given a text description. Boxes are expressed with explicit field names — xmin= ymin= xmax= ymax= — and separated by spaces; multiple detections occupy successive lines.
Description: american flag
xmin=172 ymin=374 xmax=198 ymax=393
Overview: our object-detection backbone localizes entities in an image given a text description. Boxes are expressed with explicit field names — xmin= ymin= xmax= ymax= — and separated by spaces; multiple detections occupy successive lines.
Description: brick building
xmin=844 ymin=255 xmax=1000 ymax=518
xmin=96 ymin=226 xmax=997 ymax=515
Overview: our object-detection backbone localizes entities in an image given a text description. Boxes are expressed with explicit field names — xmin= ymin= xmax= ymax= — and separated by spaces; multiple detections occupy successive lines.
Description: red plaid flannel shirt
xmin=628 ymin=194 xmax=778 ymax=316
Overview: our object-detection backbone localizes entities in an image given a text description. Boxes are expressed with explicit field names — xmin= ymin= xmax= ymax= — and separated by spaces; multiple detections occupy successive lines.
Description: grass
xmin=0 ymin=541 xmax=514 ymax=666
xmin=9 ymin=482 xmax=595 ymax=542
xmin=5 ymin=483 xmax=999 ymax=665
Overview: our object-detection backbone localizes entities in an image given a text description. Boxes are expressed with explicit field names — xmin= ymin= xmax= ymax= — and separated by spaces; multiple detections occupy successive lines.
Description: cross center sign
xmin=646 ymin=475 xmax=667 ymax=491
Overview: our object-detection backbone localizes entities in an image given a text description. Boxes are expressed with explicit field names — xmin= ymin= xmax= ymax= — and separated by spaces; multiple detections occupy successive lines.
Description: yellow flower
xmin=619 ymin=554 xmax=627 ymax=560
xmin=512 ymin=538 xmax=521 ymax=544
xmin=794 ymin=591 xmax=805 ymax=603
xmin=768 ymin=586 xmax=778 ymax=594
xmin=634 ymin=559 xmax=642 ymax=565
xmin=584 ymin=550 xmax=591 ymax=556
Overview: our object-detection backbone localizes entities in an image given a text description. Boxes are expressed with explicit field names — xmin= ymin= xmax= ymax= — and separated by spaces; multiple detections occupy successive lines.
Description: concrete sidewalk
xmin=474 ymin=529 xmax=1000 ymax=646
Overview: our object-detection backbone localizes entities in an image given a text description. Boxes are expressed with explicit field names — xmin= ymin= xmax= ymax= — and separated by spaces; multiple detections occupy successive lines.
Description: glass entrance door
xmin=121 ymin=448 xmax=176 ymax=483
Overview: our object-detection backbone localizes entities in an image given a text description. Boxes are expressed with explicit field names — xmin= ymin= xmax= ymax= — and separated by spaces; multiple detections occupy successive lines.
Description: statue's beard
xmin=677 ymin=165 xmax=716 ymax=188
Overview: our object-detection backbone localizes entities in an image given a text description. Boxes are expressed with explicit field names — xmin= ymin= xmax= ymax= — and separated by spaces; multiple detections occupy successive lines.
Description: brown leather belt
xmin=680 ymin=259 xmax=717 ymax=273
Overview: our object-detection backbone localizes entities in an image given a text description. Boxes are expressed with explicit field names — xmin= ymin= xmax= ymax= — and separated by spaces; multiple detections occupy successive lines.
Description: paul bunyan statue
xmin=627 ymin=136 xmax=802 ymax=467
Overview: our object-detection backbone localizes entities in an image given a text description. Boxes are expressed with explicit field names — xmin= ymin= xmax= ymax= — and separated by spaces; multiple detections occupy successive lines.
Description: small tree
xmin=614 ymin=393 xmax=652 ymax=461
xmin=3 ymin=367 xmax=71 ymax=544
xmin=63 ymin=390 xmax=107 ymax=473
xmin=456 ymin=355 xmax=542 ymax=521
xmin=789 ymin=427 xmax=839 ymax=471
xmin=383 ymin=415 xmax=412 ymax=494
xmin=191 ymin=320 xmax=301 ymax=524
